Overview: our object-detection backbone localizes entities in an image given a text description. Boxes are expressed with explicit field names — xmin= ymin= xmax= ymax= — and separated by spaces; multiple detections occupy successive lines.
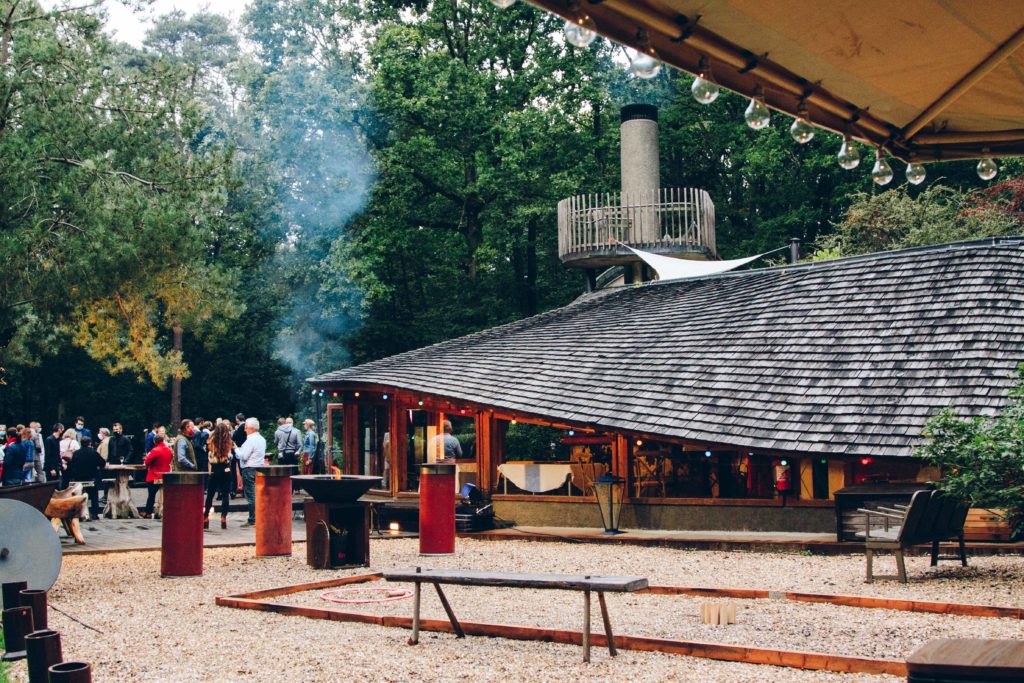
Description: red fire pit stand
xmin=255 ymin=465 xmax=296 ymax=557
xmin=419 ymin=463 xmax=455 ymax=556
xmin=161 ymin=472 xmax=206 ymax=577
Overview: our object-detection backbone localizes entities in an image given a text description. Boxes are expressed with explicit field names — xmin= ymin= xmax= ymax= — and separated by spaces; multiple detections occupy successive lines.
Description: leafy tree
xmin=0 ymin=2 xmax=239 ymax=386
xmin=918 ymin=369 xmax=1024 ymax=539
xmin=811 ymin=183 xmax=1023 ymax=259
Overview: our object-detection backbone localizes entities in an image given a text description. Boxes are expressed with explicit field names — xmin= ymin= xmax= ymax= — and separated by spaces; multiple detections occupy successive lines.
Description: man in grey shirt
xmin=431 ymin=419 xmax=462 ymax=463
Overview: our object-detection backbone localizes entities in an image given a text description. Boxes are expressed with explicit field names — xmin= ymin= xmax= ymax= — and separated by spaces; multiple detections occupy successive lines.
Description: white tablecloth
xmin=498 ymin=463 xmax=573 ymax=493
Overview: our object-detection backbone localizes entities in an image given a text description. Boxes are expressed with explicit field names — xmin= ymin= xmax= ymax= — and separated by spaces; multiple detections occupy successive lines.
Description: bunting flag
xmin=621 ymin=243 xmax=768 ymax=281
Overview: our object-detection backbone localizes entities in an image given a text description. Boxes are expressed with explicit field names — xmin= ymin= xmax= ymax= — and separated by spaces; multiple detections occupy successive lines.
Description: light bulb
xmin=837 ymin=137 xmax=860 ymax=170
xmin=489 ymin=0 xmax=516 ymax=7
xmin=905 ymin=162 xmax=926 ymax=185
xmin=789 ymin=117 xmax=814 ymax=144
xmin=564 ymin=17 xmax=597 ymax=48
xmin=977 ymin=157 xmax=998 ymax=181
xmin=871 ymin=153 xmax=894 ymax=186
xmin=744 ymin=97 xmax=770 ymax=130
xmin=628 ymin=52 xmax=661 ymax=79
xmin=691 ymin=76 xmax=719 ymax=104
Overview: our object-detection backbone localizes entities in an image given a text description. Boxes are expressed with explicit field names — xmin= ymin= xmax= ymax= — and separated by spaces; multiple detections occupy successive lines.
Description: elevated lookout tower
xmin=558 ymin=104 xmax=716 ymax=285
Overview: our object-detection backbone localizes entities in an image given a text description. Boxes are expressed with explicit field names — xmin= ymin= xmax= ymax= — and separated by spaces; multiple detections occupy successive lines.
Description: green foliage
xmin=917 ymin=368 xmax=1024 ymax=538
xmin=505 ymin=422 xmax=569 ymax=461
xmin=812 ymin=183 xmax=1023 ymax=259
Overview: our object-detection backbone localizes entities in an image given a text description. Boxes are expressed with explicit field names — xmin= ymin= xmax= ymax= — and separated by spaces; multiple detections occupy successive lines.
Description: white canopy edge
xmin=622 ymin=244 xmax=766 ymax=281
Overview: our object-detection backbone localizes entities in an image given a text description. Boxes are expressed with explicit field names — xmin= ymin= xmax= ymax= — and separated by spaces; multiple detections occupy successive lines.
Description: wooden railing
xmin=557 ymin=188 xmax=716 ymax=260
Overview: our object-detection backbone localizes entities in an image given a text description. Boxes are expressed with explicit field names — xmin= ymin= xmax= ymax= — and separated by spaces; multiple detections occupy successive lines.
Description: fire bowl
xmin=291 ymin=475 xmax=382 ymax=504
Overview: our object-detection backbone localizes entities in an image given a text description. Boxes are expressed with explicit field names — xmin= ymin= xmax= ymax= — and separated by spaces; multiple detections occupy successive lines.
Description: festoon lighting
xmin=487 ymin=2 xmax=1004 ymax=184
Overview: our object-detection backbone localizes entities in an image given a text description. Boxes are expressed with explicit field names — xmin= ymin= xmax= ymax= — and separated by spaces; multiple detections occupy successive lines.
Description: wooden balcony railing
xmin=557 ymin=188 xmax=716 ymax=264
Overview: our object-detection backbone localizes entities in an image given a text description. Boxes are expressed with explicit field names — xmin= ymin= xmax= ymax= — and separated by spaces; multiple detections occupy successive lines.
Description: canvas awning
xmin=527 ymin=0 xmax=1024 ymax=163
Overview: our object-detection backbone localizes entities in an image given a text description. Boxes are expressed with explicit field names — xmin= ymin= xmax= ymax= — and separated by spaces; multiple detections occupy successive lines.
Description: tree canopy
xmin=1 ymin=0 xmax=1020 ymax=431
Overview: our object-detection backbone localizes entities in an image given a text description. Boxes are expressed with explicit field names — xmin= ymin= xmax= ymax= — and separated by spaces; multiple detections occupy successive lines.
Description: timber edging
xmin=460 ymin=530 xmax=1024 ymax=556
xmin=218 ymin=572 xmax=1024 ymax=677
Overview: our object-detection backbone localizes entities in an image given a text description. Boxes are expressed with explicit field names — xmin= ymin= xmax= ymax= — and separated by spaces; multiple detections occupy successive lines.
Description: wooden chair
xmin=570 ymin=461 xmax=608 ymax=496
xmin=859 ymin=490 xmax=969 ymax=583
xmin=633 ymin=455 xmax=665 ymax=498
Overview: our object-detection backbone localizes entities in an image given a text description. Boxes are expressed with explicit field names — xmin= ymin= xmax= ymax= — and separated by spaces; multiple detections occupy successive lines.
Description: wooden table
xmin=102 ymin=464 xmax=146 ymax=519
xmin=383 ymin=568 xmax=648 ymax=662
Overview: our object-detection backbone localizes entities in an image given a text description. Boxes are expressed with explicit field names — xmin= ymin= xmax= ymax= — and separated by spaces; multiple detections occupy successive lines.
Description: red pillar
xmin=161 ymin=472 xmax=206 ymax=577
xmin=255 ymin=465 xmax=296 ymax=557
xmin=419 ymin=463 xmax=455 ymax=555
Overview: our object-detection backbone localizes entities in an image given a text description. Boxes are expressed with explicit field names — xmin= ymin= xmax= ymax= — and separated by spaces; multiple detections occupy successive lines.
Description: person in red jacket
xmin=142 ymin=430 xmax=171 ymax=518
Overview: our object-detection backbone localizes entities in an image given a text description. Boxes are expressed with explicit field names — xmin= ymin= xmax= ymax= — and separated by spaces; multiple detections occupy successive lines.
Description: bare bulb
xmin=837 ymin=138 xmax=860 ymax=170
xmin=489 ymin=0 xmax=516 ymax=7
xmin=789 ymin=117 xmax=814 ymax=144
xmin=691 ymin=76 xmax=719 ymax=104
xmin=905 ymin=162 xmax=926 ymax=185
xmin=564 ymin=18 xmax=597 ymax=48
xmin=628 ymin=52 xmax=661 ymax=79
xmin=977 ymin=157 xmax=998 ymax=181
xmin=744 ymin=98 xmax=770 ymax=130
xmin=871 ymin=155 xmax=894 ymax=186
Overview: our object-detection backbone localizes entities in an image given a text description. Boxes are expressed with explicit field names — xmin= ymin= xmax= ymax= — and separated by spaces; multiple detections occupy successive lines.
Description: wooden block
xmin=700 ymin=601 xmax=736 ymax=625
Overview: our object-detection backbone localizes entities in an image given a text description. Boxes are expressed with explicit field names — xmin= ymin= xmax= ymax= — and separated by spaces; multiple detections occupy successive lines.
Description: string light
xmin=691 ymin=57 xmax=719 ymax=104
xmin=628 ymin=30 xmax=661 ymax=79
xmin=871 ymin=149 xmax=894 ymax=186
xmin=704 ymin=450 xmax=712 ymax=457
xmin=977 ymin=152 xmax=998 ymax=180
xmin=382 ymin=394 xmax=388 ymax=400
xmin=563 ymin=4 xmax=598 ymax=49
xmin=489 ymin=0 xmax=516 ymax=8
xmin=744 ymin=86 xmax=770 ymax=130
xmin=905 ymin=156 xmax=926 ymax=185
xmin=354 ymin=392 xmax=360 ymax=398
xmin=837 ymin=136 xmax=860 ymax=169
xmin=789 ymin=103 xmax=814 ymax=143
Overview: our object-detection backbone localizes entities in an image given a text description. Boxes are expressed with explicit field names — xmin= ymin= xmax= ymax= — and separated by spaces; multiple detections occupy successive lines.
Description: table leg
xmin=582 ymin=589 xmax=591 ymax=663
xmin=409 ymin=581 xmax=421 ymax=645
xmin=597 ymin=592 xmax=617 ymax=656
xmin=433 ymin=584 xmax=464 ymax=638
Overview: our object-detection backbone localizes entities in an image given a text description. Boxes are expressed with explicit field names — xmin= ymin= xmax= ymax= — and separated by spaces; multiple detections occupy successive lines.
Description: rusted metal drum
xmin=160 ymin=472 xmax=206 ymax=577
xmin=255 ymin=465 xmax=296 ymax=557
xmin=419 ymin=463 xmax=456 ymax=556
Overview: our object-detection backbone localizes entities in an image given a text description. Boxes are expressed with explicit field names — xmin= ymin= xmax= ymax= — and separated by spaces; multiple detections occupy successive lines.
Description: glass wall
xmin=357 ymin=404 xmax=389 ymax=487
xmin=326 ymin=404 xmax=344 ymax=471
xmin=630 ymin=440 xmax=776 ymax=499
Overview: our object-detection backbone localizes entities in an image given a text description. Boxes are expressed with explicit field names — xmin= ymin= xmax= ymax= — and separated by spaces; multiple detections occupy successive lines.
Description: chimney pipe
xmin=789 ymin=238 xmax=801 ymax=264
xmin=620 ymin=104 xmax=660 ymax=243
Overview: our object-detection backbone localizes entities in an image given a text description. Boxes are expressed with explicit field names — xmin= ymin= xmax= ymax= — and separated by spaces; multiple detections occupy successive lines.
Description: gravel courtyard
xmin=6 ymin=539 xmax=1024 ymax=682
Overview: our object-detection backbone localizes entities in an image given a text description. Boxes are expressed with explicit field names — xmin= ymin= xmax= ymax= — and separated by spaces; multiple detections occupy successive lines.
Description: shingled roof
xmin=310 ymin=237 xmax=1024 ymax=458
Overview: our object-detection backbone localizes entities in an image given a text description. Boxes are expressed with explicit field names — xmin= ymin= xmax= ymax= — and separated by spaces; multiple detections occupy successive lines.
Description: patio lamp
xmin=593 ymin=472 xmax=625 ymax=535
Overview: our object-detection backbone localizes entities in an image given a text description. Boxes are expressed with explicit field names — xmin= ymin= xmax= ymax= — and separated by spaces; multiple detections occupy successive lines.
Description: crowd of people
xmin=0 ymin=414 xmax=323 ymax=530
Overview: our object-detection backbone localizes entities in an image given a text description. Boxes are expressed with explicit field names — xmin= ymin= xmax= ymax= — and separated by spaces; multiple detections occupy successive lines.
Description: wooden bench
xmin=858 ymin=489 xmax=970 ymax=582
xmin=907 ymin=638 xmax=1024 ymax=681
xmin=383 ymin=568 xmax=649 ymax=662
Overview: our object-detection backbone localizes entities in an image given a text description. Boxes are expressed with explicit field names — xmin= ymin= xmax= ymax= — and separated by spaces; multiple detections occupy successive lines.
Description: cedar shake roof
xmin=310 ymin=237 xmax=1024 ymax=458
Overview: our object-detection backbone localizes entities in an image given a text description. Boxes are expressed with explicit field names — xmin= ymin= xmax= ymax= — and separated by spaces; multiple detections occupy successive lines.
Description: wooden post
xmin=582 ymin=589 xmax=591 ymax=662
xmin=476 ymin=412 xmax=493 ymax=495
xmin=410 ymin=576 xmax=421 ymax=645
xmin=597 ymin=591 xmax=617 ymax=656
xmin=343 ymin=402 xmax=359 ymax=474
xmin=614 ymin=434 xmax=629 ymax=497
xmin=433 ymin=584 xmax=464 ymax=638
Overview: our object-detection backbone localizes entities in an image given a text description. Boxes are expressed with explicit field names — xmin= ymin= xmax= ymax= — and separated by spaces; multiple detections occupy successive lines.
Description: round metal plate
xmin=0 ymin=500 xmax=62 ymax=599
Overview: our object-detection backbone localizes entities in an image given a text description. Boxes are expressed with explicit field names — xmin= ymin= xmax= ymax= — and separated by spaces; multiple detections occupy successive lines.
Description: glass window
xmin=357 ymin=404 xmax=389 ymax=486
xmin=326 ymin=404 xmax=344 ymax=472
xmin=403 ymin=409 xmax=440 ymax=492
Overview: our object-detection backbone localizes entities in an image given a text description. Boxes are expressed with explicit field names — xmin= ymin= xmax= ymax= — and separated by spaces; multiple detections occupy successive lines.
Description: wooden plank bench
xmin=383 ymin=568 xmax=649 ymax=662
xmin=907 ymin=638 xmax=1024 ymax=681
xmin=857 ymin=489 xmax=970 ymax=582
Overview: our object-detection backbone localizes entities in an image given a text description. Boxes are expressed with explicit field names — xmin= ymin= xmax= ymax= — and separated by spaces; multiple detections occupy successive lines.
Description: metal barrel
xmin=25 ymin=629 xmax=62 ymax=683
xmin=48 ymin=661 xmax=92 ymax=683
xmin=20 ymin=588 xmax=48 ymax=629
xmin=1 ymin=605 xmax=34 ymax=661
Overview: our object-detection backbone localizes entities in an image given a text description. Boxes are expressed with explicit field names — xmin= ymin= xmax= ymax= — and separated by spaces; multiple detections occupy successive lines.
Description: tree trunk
xmin=170 ymin=323 xmax=183 ymax=433
xmin=524 ymin=215 xmax=538 ymax=316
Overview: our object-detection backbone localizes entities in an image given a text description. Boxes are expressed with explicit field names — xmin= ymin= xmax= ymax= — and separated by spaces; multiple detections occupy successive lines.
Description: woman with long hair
xmin=204 ymin=421 xmax=234 ymax=529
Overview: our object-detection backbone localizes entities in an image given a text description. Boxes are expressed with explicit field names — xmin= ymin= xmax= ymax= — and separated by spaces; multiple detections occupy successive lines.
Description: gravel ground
xmin=6 ymin=539 xmax=1024 ymax=682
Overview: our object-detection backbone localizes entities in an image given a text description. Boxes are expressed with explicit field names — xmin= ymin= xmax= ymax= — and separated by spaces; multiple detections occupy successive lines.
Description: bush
xmin=917 ymin=368 xmax=1024 ymax=538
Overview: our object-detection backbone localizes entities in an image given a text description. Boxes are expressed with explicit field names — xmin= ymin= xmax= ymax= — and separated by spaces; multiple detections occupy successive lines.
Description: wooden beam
xmin=912 ymin=129 xmax=1024 ymax=145
xmin=903 ymin=25 xmax=1024 ymax=140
